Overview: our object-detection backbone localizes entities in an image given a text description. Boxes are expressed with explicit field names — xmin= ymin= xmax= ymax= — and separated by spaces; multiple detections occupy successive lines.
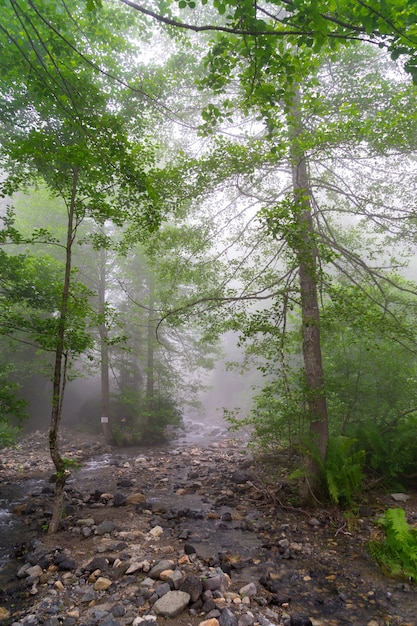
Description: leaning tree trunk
xmin=48 ymin=168 xmax=79 ymax=534
xmin=98 ymin=247 xmax=115 ymax=444
xmin=289 ymin=89 xmax=329 ymax=506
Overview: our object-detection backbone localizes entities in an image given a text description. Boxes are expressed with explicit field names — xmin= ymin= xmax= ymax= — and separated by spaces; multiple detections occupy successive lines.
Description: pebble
xmin=2 ymin=430 xmax=416 ymax=626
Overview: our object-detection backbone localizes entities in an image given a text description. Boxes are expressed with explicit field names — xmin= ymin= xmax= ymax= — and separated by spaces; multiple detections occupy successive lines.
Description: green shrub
xmin=111 ymin=390 xmax=183 ymax=446
xmin=368 ymin=508 xmax=417 ymax=581
xmin=290 ymin=435 xmax=365 ymax=506
xmin=324 ymin=436 xmax=365 ymax=505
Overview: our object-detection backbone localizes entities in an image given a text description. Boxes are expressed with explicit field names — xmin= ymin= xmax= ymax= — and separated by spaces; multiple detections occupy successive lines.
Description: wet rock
xmin=152 ymin=590 xmax=191 ymax=617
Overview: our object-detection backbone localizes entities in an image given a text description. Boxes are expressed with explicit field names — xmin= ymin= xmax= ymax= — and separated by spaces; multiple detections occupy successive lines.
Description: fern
xmin=369 ymin=508 xmax=417 ymax=581
xmin=324 ymin=436 xmax=365 ymax=505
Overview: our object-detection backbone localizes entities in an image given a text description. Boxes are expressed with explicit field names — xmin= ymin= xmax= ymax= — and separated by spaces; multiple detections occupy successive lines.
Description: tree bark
xmin=98 ymin=246 xmax=114 ymax=444
xmin=48 ymin=168 xmax=79 ymax=534
xmin=289 ymin=89 xmax=329 ymax=505
xmin=146 ymin=279 xmax=155 ymax=411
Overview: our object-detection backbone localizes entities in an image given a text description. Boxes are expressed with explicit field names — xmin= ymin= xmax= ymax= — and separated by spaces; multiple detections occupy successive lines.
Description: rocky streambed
xmin=0 ymin=429 xmax=417 ymax=626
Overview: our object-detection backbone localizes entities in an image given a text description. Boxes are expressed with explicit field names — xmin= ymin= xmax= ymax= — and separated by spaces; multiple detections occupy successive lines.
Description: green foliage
xmin=111 ymin=391 xmax=183 ymax=446
xmin=0 ymin=364 xmax=28 ymax=447
xmin=290 ymin=435 xmax=364 ymax=506
xmin=368 ymin=508 xmax=417 ymax=581
xmin=324 ymin=436 xmax=365 ymax=506
xmin=353 ymin=418 xmax=417 ymax=488
xmin=0 ymin=422 xmax=21 ymax=448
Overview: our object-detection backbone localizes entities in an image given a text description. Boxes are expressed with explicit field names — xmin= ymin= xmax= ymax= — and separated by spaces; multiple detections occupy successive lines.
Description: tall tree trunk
xmin=289 ymin=89 xmax=329 ymax=505
xmin=146 ymin=280 xmax=155 ymax=411
xmin=48 ymin=168 xmax=79 ymax=534
xmin=98 ymin=247 xmax=114 ymax=444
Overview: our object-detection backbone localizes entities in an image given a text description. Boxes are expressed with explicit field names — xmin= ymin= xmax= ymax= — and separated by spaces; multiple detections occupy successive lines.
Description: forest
xmin=1 ymin=0 xmax=417 ymax=535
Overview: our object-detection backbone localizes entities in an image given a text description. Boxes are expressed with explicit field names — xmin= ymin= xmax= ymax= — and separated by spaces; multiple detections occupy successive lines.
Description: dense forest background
xmin=2 ymin=0 xmax=417 ymax=529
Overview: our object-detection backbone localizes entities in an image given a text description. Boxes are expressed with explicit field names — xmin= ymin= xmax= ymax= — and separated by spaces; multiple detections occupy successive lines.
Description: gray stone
xmin=113 ymin=492 xmax=127 ymax=507
xmin=110 ymin=604 xmax=125 ymax=617
xmin=100 ymin=618 xmax=121 ymax=626
xmin=155 ymin=582 xmax=171 ymax=597
xmin=180 ymin=575 xmax=203 ymax=603
xmin=152 ymin=590 xmax=191 ymax=617
xmin=203 ymin=574 xmax=225 ymax=591
xmin=148 ymin=559 xmax=176 ymax=579
xmin=219 ymin=608 xmax=238 ymax=626
xmin=390 ymin=493 xmax=410 ymax=502
xmin=79 ymin=589 xmax=96 ymax=603
xmin=239 ymin=582 xmax=257 ymax=597
xmin=96 ymin=520 xmax=116 ymax=535
xmin=238 ymin=614 xmax=255 ymax=626
xmin=84 ymin=556 xmax=109 ymax=572
xmin=76 ymin=518 xmax=95 ymax=527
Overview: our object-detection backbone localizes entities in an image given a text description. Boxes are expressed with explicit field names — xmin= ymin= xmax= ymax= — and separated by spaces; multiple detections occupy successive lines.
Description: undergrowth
xmin=368 ymin=508 xmax=417 ymax=581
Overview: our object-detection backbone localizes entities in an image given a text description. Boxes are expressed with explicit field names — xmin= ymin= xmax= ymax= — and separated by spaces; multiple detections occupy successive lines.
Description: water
xmin=0 ymin=480 xmax=45 ymax=569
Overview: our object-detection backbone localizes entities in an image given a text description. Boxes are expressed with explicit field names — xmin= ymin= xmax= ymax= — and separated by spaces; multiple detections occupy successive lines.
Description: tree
xmin=115 ymin=0 xmax=417 ymax=80
xmin=0 ymin=0 xmax=162 ymax=531
xmin=159 ymin=41 xmax=417 ymax=503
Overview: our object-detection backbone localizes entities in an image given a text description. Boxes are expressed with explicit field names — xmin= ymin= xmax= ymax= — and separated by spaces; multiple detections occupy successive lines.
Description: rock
xmin=113 ymin=492 xmax=127 ymax=507
xmin=0 ymin=607 xmax=10 ymax=621
xmin=184 ymin=543 xmax=197 ymax=554
xmin=110 ymin=604 xmax=125 ymax=617
xmin=289 ymin=615 xmax=313 ymax=626
xmin=155 ymin=582 xmax=171 ymax=597
xmin=180 ymin=575 xmax=203 ymax=603
xmin=239 ymin=583 xmax=257 ymax=597
xmin=133 ymin=616 xmax=157 ymax=625
xmin=219 ymin=608 xmax=238 ymax=626
xmin=199 ymin=620 xmax=220 ymax=626
xmin=84 ymin=556 xmax=109 ymax=572
xmin=152 ymin=590 xmax=191 ymax=617
xmin=76 ymin=517 xmax=95 ymax=527
xmin=238 ymin=614 xmax=255 ymax=626
xmin=148 ymin=559 xmax=176 ymax=579
xmin=126 ymin=493 xmax=146 ymax=505
xmin=56 ymin=557 xmax=76 ymax=571
xmin=203 ymin=574 xmax=227 ymax=592
xmin=126 ymin=561 xmax=143 ymax=574
xmin=390 ymin=493 xmax=410 ymax=502
xmin=26 ymin=565 xmax=43 ymax=578
xmin=148 ymin=525 xmax=163 ymax=538
xmin=96 ymin=520 xmax=116 ymax=535
xmin=79 ymin=588 xmax=96 ymax=603
xmin=160 ymin=568 xmax=183 ymax=589
xmin=94 ymin=577 xmax=113 ymax=591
